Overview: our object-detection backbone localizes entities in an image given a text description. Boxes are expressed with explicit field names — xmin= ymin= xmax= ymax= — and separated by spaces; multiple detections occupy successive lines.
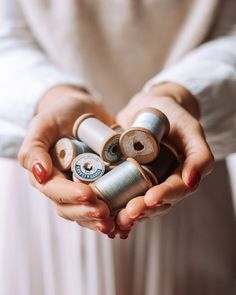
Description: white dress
xmin=0 ymin=0 xmax=236 ymax=294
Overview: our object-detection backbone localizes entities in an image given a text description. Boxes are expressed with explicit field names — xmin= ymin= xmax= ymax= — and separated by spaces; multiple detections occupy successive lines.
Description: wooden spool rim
xmin=134 ymin=107 xmax=170 ymax=137
xmin=100 ymin=132 xmax=121 ymax=163
xmin=110 ymin=123 xmax=122 ymax=130
xmin=53 ymin=137 xmax=77 ymax=171
xmin=72 ymin=113 xmax=95 ymax=138
xmin=127 ymin=158 xmax=153 ymax=189
xmin=141 ymin=165 xmax=158 ymax=186
xmin=161 ymin=141 xmax=180 ymax=163
xmin=119 ymin=127 xmax=160 ymax=164
xmin=90 ymin=183 xmax=113 ymax=213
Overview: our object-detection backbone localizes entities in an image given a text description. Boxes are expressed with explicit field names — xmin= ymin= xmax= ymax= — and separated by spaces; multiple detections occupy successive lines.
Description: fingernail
xmin=96 ymin=226 xmax=107 ymax=234
xmin=188 ymin=171 xmax=201 ymax=191
xmin=108 ymin=233 xmax=116 ymax=239
xmin=120 ymin=234 xmax=129 ymax=240
xmin=149 ymin=201 xmax=164 ymax=209
xmin=89 ymin=212 xmax=103 ymax=219
xmin=77 ymin=196 xmax=88 ymax=202
xmin=32 ymin=163 xmax=47 ymax=184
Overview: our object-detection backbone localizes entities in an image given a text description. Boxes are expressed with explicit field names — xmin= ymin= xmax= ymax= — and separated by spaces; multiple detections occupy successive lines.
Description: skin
xmin=18 ymin=83 xmax=214 ymax=238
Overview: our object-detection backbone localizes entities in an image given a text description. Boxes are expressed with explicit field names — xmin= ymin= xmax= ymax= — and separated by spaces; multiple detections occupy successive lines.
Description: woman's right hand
xmin=18 ymin=85 xmax=115 ymax=234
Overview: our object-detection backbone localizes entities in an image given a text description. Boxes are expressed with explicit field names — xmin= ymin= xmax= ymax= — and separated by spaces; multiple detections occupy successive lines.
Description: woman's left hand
xmin=112 ymin=82 xmax=214 ymax=237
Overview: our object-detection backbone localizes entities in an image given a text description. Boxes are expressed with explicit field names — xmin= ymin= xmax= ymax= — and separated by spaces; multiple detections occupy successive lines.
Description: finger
xmin=18 ymin=114 xmax=58 ymax=183
xmin=30 ymin=170 xmax=97 ymax=204
xmin=116 ymin=209 xmax=134 ymax=230
xmin=170 ymin=116 xmax=214 ymax=191
xmin=76 ymin=218 xmax=115 ymax=235
xmin=125 ymin=196 xmax=147 ymax=220
xmin=56 ymin=199 xmax=111 ymax=221
xmin=141 ymin=203 xmax=172 ymax=219
xmin=144 ymin=170 xmax=190 ymax=207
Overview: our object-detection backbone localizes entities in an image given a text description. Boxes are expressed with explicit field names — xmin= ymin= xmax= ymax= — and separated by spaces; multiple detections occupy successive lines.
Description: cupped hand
xmin=115 ymin=82 xmax=214 ymax=233
xmin=18 ymin=85 xmax=115 ymax=234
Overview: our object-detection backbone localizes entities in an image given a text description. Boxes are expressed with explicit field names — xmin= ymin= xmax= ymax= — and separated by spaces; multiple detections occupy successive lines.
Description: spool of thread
xmin=73 ymin=114 xmax=122 ymax=163
xmin=110 ymin=123 xmax=124 ymax=134
xmin=71 ymin=153 xmax=105 ymax=183
xmin=51 ymin=137 xmax=92 ymax=171
xmin=91 ymin=158 xmax=152 ymax=213
xmin=120 ymin=107 xmax=170 ymax=164
xmin=142 ymin=142 xmax=179 ymax=185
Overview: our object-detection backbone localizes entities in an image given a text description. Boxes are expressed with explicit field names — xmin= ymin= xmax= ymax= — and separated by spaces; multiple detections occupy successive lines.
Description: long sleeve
xmin=0 ymin=0 xmax=87 ymax=158
xmin=144 ymin=34 xmax=236 ymax=160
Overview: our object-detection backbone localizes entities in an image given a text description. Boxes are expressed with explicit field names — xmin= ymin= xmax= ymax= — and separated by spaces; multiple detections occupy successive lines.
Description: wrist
xmin=148 ymin=82 xmax=200 ymax=119
xmin=37 ymin=85 xmax=90 ymax=113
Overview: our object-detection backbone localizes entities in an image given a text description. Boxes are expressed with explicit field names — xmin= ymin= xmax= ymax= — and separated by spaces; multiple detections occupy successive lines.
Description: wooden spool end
xmin=120 ymin=127 xmax=159 ymax=164
xmin=100 ymin=132 xmax=122 ymax=163
xmin=51 ymin=138 xmax=76 ymax=171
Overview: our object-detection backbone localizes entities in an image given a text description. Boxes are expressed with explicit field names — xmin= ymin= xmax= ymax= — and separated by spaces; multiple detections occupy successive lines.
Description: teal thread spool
xmin=52 ymin=137 xmax=92 ymax=171
xmin=71 ymin=153 xmax=105 ymax=183
xmin=73 ymin=114 xmax=122 ymax=163
xmin=142 ymin=143 xmax=179 ymax=185
xmin=120 ymin=108 xmax=170 ymax=164
xmin=91 ymin=158 xmax=152 ymax=214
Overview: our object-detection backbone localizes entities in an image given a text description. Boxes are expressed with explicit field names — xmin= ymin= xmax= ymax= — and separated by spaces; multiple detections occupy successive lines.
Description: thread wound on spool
xmin=73 ymin=113 xmax=122 ymax=163
xmin=91 ymin=158 xmax=152 ymax=213
xmin=71 ymin=153 xmax=105 ymax=182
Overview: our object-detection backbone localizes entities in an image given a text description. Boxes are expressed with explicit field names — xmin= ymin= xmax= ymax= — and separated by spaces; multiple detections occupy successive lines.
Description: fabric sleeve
xmin=0 ymin=0 xmax=87 ymax=158
xmin=144 ymin=34 xmax=236 ymax=160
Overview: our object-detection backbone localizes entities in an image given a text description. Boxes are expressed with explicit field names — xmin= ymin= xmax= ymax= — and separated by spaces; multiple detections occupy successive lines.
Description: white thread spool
xmin=142 ymin=143 xmax=179 ymax=185
xmin=71 ymin=153 xmax=105 ymax=183
xmin=51 ymin=137 xmax=92 ymax=171
xmin=91 ymin=158 xmax=152 ymax=214
xmin=73 ymin=114 xmax=122 ymax=163
xmin=120 ymin=108 xmax=170 ymax=164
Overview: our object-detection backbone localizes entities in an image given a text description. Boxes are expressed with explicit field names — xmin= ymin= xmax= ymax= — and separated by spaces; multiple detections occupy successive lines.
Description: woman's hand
xmin=115 ymin=82 xmax=214 ymax=235
xmin=18 ymin=85 xmax=115 ymax=234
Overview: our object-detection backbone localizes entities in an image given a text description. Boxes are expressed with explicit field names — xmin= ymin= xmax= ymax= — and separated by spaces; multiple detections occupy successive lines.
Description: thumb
xmin=18 ymin=115 xmax=56 ymax=183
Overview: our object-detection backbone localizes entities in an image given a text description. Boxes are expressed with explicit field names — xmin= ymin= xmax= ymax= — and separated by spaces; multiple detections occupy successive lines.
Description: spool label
xmin=72 ymin=153 xmax=105 ymax=182
xmin=75 ymin=164 xmax=103 ymax=180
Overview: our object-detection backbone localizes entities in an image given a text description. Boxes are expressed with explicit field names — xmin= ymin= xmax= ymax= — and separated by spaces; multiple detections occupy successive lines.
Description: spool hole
xmin=111 ymin=144 xmax=119 ymax=155
xmin=84 ymin=162 xmax=93 ymax=171
xmin=133 ymin=141 xmax=144 ymax=151
xmin=59 ymin=149 xmax=66 ymax=159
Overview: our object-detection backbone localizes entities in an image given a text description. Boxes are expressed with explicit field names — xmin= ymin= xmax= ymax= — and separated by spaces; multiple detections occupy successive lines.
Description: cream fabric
xmin=0 ymin=0 xmax=236 ymax=294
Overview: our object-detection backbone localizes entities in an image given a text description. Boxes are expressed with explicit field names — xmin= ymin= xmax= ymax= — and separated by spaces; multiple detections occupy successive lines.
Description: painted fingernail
xmin=96 ymin=226 xmax=107 ymax=234
xmin=77 ymin=196 xmax=88 ymax=202
xmin=120 ymin=234 xmax=129 ymax=240
xmin=149 ymin=201 xmax=164 ymax=209
xmin=188 ymin=171 xmax=201 ymax=191
xmin=32 ymin=163 xmax=47 ymax=184
xmin=89 ymin=212 xmax=103 ymax=219
xmin=108 ymin=233 xmax=116 ymax=239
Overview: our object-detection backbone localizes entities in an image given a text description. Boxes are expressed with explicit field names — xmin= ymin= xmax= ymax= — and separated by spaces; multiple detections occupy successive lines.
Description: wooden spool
xmin=142 ymin=142 xmax=179 ymax=185
xmin=73 ymin=113 xmax=122 ymax=163
xmin=120 ymin=108 xmax=170 ymax=164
